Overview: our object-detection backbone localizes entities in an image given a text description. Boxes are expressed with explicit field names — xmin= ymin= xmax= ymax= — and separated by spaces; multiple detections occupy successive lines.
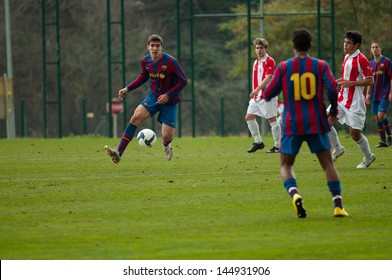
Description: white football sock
xmin=356 ymin=135 xmax=372 ymax=159
xmin=247 ymin=119 xmax=262 ymax=143
xmin=328 ymin=126 xmax=343 ymax=151
xmin=270 ymin=121 xmax=281 ymax=148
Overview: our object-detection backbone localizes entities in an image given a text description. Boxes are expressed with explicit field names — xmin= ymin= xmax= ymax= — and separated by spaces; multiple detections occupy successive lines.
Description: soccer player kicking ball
xmin=263 ymin=28 xmax=349 ymax=218
xmin=104 ymin=34 xmax=188 ymax=164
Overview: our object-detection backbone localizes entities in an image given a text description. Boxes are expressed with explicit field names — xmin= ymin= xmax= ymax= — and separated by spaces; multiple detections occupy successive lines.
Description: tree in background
xmin=0 ymin=0 xmax=391 ymax=137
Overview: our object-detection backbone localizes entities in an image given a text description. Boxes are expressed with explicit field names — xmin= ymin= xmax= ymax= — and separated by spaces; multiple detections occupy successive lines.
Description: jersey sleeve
xmin=386 ymin=57 xmax=392 ymax=80
xmin=322 ymin=61 xmax=338 ymax=116
xmin=126 ymin=58 xmax=150 ymax=92
xmin=359 ymin=54 xmax=373 ymax=79
xmin=265 ymin=57 xmax=276 ymax=76
xmin=165 ymin=58 xmax=188 ymax=98
xmin=263 ymin=62 xmax=283 ymax=101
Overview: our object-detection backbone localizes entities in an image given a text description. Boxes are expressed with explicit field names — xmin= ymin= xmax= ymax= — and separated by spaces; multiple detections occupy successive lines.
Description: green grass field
xmin=0 ymin=135 xmax=391 ymax=260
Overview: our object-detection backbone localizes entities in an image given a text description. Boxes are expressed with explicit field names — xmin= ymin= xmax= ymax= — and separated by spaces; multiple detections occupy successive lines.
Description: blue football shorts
xmin=140 ymin=94 xmax=177 ymax=128
xmin=371 ymin=100 xmax=390 ymax=115
xmin=281 ymin=133 xmax=331 ymax=155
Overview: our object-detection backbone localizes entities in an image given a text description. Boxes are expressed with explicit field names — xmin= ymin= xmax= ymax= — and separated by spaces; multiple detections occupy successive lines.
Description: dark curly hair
xmin=345 ymin=30 xmax=362 ymax=47
xmin=292 ymin=28 xmax=312 ymax=52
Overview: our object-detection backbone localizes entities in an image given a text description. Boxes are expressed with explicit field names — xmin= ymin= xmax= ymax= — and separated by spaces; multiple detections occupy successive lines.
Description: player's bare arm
xmin=337 ymin=77 xmax=374 ymax=88
xmin=249 ymin=75 xmax=272 ymax=98
xmin=365 ymin=86 xmax=372 ymax=104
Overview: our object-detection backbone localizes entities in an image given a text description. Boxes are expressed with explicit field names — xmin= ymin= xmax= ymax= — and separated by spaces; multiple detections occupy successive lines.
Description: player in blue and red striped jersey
xmin=366 ymin=41 xmax=392 ymax=147
xmin=104 ymin=34 xmax=188 ymax=163
xmin=263 ymin=28 xmax=349 ymax=218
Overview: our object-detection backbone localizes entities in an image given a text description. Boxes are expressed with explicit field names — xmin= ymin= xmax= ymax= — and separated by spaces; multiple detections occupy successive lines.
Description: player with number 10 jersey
xmin=261 ymin=29 xmax=348 ymax=219
xmin=263 ymin=54 xmax=338 ymax=137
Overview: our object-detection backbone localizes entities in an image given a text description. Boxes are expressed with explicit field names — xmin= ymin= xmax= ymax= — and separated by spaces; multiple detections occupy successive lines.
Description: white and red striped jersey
xmin=338 ymin=49 xmax=373 ymax=113
xmin=252 ymin=54 xmax=275 ymax=101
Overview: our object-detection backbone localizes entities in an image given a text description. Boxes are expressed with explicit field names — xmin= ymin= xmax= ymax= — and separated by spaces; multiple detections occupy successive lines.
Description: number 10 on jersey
xmin=291 ymin=72 xmax=316 ymax=100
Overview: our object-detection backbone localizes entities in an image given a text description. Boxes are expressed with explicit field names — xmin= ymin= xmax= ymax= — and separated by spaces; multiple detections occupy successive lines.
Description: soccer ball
xmin=137 ymin=129 xmax=157 ymax=148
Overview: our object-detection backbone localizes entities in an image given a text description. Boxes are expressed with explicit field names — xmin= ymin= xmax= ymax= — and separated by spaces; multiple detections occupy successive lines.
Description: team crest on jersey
xmin=160 ymin=65 xmax=167 ymax=79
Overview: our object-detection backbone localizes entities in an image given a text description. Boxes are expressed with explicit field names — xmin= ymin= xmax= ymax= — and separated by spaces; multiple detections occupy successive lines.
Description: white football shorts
xmin=247 ymin=96 xmax=278 ymax=119
xmin=327 ymin=103 xmax=366 ymax=131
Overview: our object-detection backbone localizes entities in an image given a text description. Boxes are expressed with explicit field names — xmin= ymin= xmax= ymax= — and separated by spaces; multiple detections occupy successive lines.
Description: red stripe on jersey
xmin=292 ymin=58 xmax=304 ymax=135
xmin=148 ymin=59 xmax=157 ymax=94
xmin=345 ymin=56 xmax=358 ymax=109
xmin=305 ymin=58 xmax=317 ymax=134
xmin=253 ymin=60 xmax=258 ymax=99
xmin=280 ymin=62 xmax=292 ymax=135
xmin=317 ymin=60 xmax=328 ymax=134
xmin=338 ymin=56 xmax=349 ymax=104
xmin=252 ymin=56 xmax=275 ymax=101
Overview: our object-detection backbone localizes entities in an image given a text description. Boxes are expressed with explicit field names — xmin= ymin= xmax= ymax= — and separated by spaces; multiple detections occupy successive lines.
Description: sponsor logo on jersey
xmin=149 ymin=73 xmax=165 ymax=79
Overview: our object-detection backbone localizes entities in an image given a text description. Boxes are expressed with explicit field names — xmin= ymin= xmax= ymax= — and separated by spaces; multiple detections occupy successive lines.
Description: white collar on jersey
xmin=258 ymin=53 xmax=269 ymax=62
xmin=348 ymin=49 xmax=361 ymax=58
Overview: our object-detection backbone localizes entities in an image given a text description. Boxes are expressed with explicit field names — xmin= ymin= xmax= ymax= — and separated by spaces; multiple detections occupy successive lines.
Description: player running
xmin=263 ymin=28 xmax=349 ymax=218
xmin=328 ymin=30 xmax=375 ymax=168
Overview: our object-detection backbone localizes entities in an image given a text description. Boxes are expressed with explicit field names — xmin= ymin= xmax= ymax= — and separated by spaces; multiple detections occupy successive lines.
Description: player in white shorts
xmin=246 ymin=38 xmax=281 ymax=153
xmin=328 ymin=30 xmax=376 ymax=168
